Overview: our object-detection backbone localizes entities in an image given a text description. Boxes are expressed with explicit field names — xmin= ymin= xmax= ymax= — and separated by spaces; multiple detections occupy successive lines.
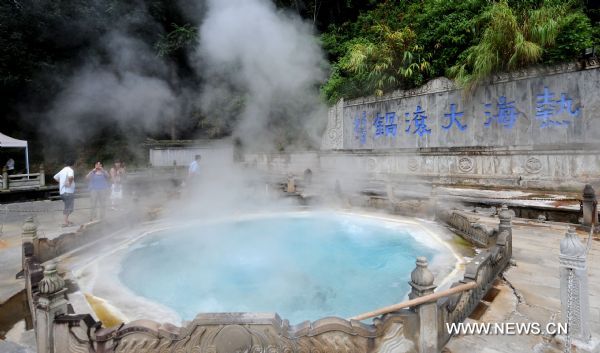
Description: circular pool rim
xmin=71 ymin=210 xmax=464 ymax=325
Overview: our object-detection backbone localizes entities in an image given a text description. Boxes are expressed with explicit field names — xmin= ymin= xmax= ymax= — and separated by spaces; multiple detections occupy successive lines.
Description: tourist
xmin=110 ymin=160 xmax=126 ymax=209
xmin=53 ymin=159 xmax=76 ymax=227
xmin=86 ymin=161 xmax=110 ymax=221
xmin=5 ymin=158 xmax=14 ymax=175
xmin=188 ymin=154 xmax=201 ymax=179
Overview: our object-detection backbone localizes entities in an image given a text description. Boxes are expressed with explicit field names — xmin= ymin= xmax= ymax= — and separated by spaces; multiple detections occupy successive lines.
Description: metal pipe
xmin=349 ymin=281 xmax=477 ymax=321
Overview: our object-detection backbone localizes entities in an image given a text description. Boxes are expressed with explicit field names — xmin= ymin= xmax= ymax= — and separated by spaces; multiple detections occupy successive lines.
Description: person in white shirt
xmin=53 ymin=159 xmax=76 ymax=227
xmin=188 ymin=154 xmax=201 ymax=179
xmin=5 ymin=158 xmax=15 ymax=174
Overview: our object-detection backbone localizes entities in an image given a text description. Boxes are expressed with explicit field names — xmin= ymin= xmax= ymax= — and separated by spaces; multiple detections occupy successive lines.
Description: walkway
xmin=446 ymin=214 xmax=600 ymax=353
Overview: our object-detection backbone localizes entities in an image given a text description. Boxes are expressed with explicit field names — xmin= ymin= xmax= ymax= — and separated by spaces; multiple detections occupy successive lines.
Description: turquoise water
xmin=119 ymin=213 xmax=438 ymax=323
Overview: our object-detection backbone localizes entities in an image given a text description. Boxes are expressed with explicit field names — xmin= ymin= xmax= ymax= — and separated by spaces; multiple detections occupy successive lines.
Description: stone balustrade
xmin=559 ymin=225 xmax=599 ymax=352
xmin=20 ymin=188 xmax=519 ymax=353
xmin=436 ymin=204 xmax=512 ymax=248
xmin=1 ymin=164 xmax=46 ymax=191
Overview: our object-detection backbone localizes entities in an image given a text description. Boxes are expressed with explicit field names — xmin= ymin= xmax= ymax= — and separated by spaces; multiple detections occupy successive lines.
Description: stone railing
xmin=558 ymin=184 xmax=599 ymax=351
xmin=19 ymin=218 xmax=423 ymax=353
xmin=436 ymin=228 xmax=512 ymax=347
xmin=436 ymin=205 xmax=512 ymax=248
xmin=18 ymin=212 xmax=140 ymax=269
xmin=49 ymin=312 xmax=420 ymax=353
xmin=433 ymin=204 xmax=514 ymax=347
xmin=1 ymin=165 xmax=46 ymax=191
xmin=23 ymin=258 xmax=422 ymax=353
xmin=437 ymin=210 xmax=495 ymax=247
xmin=20 ymin=206 xmax=514 ymax=353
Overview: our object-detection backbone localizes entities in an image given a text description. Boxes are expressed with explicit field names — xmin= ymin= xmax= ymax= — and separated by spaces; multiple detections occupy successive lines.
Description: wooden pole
xmin=349 ymin=281 xmax=477 ymax=321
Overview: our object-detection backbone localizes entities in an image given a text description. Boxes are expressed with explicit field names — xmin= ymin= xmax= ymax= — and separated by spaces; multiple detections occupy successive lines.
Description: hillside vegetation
xmin=0 ymin=0 xmax=598 ymax=163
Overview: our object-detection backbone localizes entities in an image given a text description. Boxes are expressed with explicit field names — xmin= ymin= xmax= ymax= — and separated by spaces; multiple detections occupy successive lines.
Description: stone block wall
xmin=323 ymin=61 xmax=600 ymax=150
xmin=309 ymin=61 xmax=600 ymax=190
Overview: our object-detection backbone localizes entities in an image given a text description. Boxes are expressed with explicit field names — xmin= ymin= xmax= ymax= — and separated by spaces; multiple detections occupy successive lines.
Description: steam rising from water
xmin=41 ymin=0 xmax=328 ymax=154
xmin=197 ymin=0 xmax=328 ymax=150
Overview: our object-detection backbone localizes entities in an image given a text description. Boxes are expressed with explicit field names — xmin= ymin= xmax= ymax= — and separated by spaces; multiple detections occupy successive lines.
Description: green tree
xmin=406 ymin=0 xmax=488 ymax=80
xmin=321 ymin=2 xmax=431 ymax=103
xmin=341 ymin=25 xmax=430 ymax=96
xmin=155 ymin=23 xmax=198 ymax=57
xmin=449 ymin=0 xmax=593 ymax=88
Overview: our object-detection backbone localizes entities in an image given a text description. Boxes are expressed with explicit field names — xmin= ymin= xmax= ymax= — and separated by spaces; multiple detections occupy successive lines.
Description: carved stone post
xmin=498 ymin=204 xmax=513 ymax=259
xmin=35 ymin=263 xmax=68 ymax=353
xmin=22 ymin=217 xmax=39 ymax=270
xmin=39 ymin=164 xmax=46 ymax=187
xmin=409 ymin=257 xmax=437 ymax=353
xmin=498 ymin=204 xmax=512 ymax=237
xmin=287 ymin=175 xmax=296 ymax=193
xmin=582 ymin=184 xmax=597 ymax=228
xmin=2 ymin=166 xmax=7 ymax=190
xmin=559 ymin=227 xmax=592 ymax=348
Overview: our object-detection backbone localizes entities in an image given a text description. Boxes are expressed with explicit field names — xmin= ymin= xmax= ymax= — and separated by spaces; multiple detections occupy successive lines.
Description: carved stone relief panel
xmin=367 ymin=157 xmax=378 ymax=173
xmin=90 ymin=314 xmax=418 ymax=353
xmin=457 ymin=157 xmax=474 ymax=173
xmin=422 ymin=157 xmax=434 ymax=173
xmin=524 ymin=157 xmax=542 ymax=174
xmin=407 ymin=158 xmax=419 ymax=172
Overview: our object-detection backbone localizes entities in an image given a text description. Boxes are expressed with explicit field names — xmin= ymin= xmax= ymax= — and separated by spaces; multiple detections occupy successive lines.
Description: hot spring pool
xmin=89 ymin=212 xmax=457 ymax=324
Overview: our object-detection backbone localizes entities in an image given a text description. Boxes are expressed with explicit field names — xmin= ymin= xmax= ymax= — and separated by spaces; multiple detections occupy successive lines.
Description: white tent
xmin=0 ymin=132 xmax=30 ymax=174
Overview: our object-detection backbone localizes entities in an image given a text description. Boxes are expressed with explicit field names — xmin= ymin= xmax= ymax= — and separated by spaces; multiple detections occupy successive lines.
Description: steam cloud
xmin=46 ymin=33 xmax=180 ymax=142
xmin=40 ymin=0 xmax=328 ymax=155
xmin=196 ymin=0 xmax=328 ymax=151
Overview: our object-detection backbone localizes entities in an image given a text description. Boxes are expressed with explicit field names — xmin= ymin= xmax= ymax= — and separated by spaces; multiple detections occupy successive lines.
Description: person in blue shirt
xmin=86 ymin=161 xmax=110 ymax=221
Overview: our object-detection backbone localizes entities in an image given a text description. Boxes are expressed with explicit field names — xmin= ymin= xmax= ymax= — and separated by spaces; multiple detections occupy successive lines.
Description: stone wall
xmin=148 ymin=140 xmax=234 ymax=167
xmin=309 ymin=61 xmax=600 ymax=190
xmin=322 ymin=61 xmax=600 ymax=150
xmin=244 ymin=146 xmax=600 ymax=190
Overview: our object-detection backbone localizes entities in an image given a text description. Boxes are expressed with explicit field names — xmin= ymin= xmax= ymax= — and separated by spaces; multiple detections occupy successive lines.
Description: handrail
xmin=9 ymin=173 xmax=40 ymax=178
xmin=349 ymin=281 xmax=477 ymax=321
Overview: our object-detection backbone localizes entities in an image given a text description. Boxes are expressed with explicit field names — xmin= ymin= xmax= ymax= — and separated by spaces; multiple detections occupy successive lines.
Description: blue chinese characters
xmin=484 ymin=96 xmax=519 ymax=129
xmin=535 ymin=87 xmax=581 ymax=128
xmin=442 ymin=104 xmax=467 ymax=131
xmin=405 ymin=105 xmax=432 ymax=137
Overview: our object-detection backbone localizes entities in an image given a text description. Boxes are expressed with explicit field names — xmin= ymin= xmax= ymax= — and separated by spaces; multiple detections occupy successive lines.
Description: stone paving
xmin=0 ymin=198 xmax=123 ymax=352
xmin=446 ymin=215 xmax=600 ymax=353
xmin=0 ymin=199 xmax=94 ymax=304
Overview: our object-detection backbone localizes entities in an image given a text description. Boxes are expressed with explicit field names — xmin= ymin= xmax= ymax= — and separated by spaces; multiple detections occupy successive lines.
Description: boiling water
xmin=119 ymin=213 xmax=442 ymax=323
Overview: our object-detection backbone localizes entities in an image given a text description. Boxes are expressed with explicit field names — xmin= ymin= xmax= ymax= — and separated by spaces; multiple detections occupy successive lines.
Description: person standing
xmin=188 ymin=154 xmax=201 ymax=178
xmin=53 ymin=159 xmax=76 ymax=227
xmin=86 ymin=161 xmax=110 ymax=221
xmin=110 ymin=160 xmax=126 ymax=209
xmin=5 ymin=158 xmax=14 ymax=175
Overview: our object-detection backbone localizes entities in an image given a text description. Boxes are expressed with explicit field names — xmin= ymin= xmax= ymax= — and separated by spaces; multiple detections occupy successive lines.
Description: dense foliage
xmin=321 ymin=0 xmax=598 ymax=103
xmin=0 ymin=0 xmax=598 ymax=165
